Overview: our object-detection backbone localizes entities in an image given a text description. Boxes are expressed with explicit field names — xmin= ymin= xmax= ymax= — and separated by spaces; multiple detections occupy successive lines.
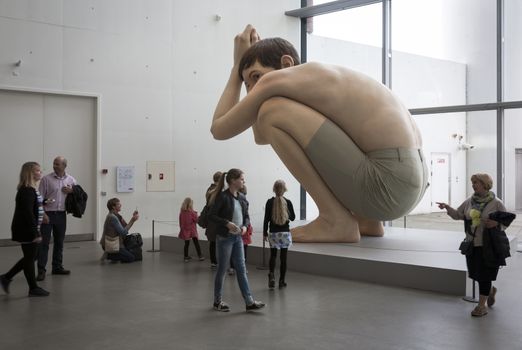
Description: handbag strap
xmin=464 ymin=219 xmax=477 ymax=238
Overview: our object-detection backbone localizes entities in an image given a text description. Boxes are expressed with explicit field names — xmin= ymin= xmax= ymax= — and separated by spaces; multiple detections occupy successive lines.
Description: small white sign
xmin=116 ymin=166 xmax=135 ymax=193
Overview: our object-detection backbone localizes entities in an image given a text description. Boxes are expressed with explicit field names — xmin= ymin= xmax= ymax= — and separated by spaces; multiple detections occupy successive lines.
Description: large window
xmin=505 ymin=0 xmax=522 ymax=101
xmin=466 ymin=110 xmax=498 ymax=193
xmin=286 ymin=0 xmax=522 ymax=230
xmin=306 ymin=3 xmax=382 ymax=80
xmin=505 ymin=109 xmax=522 ymax=209
xmin=392 ymin=0 xmax=496 ymax=108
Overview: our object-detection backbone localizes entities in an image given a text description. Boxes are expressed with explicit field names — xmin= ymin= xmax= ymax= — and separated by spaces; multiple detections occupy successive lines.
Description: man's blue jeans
xmin=214 ymin=234 xmax=253 ymax=305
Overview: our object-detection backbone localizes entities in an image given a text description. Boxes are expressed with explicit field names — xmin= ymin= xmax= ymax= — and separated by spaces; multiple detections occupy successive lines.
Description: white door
xmin=0 ymin=90 xmax=96 ymax=241
xmin=430 ymin=152 xmax=451 ymax=212
xmin=0 ymin=92 xmax=44 ymax=240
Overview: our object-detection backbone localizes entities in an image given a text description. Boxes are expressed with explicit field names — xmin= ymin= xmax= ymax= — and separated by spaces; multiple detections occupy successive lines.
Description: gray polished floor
xmin=1 ymin=240 xmax=521 ymax=350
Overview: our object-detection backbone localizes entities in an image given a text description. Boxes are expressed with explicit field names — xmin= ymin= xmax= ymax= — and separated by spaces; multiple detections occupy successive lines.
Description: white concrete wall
xmin=170 ymin=1 xmax=301 ymax=229
xmin=0 ymin=0 xmax=300 ymax=237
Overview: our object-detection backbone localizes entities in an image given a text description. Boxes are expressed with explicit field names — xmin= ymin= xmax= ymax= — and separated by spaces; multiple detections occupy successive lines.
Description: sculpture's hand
xmin=234 ymin=24 xmax=260 ymax=66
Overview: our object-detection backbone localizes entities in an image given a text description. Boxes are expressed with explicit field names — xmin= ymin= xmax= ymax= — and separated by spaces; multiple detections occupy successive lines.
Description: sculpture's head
xmin=238 ymin=37 xmax=300 ymax=92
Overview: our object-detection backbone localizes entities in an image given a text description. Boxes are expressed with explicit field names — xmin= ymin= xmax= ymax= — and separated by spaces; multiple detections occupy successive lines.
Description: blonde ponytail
xmin=271 ymin=180 xmax=289 ymax=225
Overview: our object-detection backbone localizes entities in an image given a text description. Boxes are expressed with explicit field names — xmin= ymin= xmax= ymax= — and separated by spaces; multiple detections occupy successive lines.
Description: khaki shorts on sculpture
xmin=305 ymin=119 xmax=428 ymax=221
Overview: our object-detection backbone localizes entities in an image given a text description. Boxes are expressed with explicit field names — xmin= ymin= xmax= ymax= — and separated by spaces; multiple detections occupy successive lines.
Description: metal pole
xmin=382 ymin=0 xmax=392 ymax=89
xmin=496 ymin=0 xmax=505 ymax=200
xmin=147 ymin=219 xmax=160 ymax=253
xmin=299 ymin=1 xmax=308 ymax=222
xmin=462 ymin=279 xmax=479 ymax=303
xmin=256 ymin=237 xmax=268 ymax=270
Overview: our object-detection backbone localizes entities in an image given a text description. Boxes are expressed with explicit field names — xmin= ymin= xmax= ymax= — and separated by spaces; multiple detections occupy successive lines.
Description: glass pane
xmin=504 ymin=109 xmax=522 ymax=210
xmin=504 ymin=0 xmax=522 ymax=101
xmin=392 ymin=0 xmax=497 ymax=108
xmin=306 ymin=3 xmax=382 ymax=80
xmin=466 ymin=110 xmax=498 ymax=193
xmin=420 ymin=113 xmax=467 ymax=209
xmin=392 ymin=110 xmax=497 ymax=230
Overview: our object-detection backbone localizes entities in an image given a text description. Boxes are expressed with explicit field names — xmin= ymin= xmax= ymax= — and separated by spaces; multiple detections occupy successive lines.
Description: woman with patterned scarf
xmin=437 ymin=173 xmax=506 ymax=317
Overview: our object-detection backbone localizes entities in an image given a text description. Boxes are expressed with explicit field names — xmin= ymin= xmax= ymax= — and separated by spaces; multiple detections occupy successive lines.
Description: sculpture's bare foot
xmin=291 ymin=216 xmax=360 ymax=243
xmin=357 ymin=217 xmax=384 ymax=237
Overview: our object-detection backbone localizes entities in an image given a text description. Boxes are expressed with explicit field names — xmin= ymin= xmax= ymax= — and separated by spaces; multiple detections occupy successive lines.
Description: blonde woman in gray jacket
xmin=437 ymin=173 xmax=505 ymax=317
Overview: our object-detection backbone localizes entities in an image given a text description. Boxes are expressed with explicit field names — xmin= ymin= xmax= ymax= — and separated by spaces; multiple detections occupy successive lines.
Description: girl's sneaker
xmin=213 ymin=301 xmax=230 ymax=312
xmin=198 ymin=256 xmax=205 ymax=261
xmin=184 ymin=256 xmax=192 ymax=263
xmin=28 ymin=287 xmax=50 ymax=297
xmin=246 ymin=300 xmax=265 ymax=312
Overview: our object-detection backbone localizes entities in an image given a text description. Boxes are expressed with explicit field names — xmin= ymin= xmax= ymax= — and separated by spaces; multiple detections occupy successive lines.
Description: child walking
xmin=179 ymin=197 xmax=204 ymax=262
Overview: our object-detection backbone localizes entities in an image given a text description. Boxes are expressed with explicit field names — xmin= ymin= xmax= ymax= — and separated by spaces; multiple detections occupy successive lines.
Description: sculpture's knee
xmin=257 ymin=96 xmax=293 ymax=131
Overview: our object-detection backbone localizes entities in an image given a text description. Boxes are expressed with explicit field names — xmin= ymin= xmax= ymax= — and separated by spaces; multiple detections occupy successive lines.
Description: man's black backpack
xmin=123 ymin=233 xmax=143 ymax=261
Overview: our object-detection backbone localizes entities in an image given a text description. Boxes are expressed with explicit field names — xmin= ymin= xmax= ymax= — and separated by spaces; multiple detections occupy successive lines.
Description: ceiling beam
xmin=286 ymin=0 xmax=381 ymax=18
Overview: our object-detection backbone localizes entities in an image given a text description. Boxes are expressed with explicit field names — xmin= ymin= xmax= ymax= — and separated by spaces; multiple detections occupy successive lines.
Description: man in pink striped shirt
xmin=37 ymin=156 xmax=76 ymax=281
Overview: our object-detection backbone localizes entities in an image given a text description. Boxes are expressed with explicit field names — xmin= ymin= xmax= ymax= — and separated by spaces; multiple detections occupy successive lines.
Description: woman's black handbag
xmin=123 ymin=233 xmax=143 ymax=261
xmin=459 ymin=239 xmax=473 ymax=256
xmin=459 ymin=220 xmax=475 ymax=256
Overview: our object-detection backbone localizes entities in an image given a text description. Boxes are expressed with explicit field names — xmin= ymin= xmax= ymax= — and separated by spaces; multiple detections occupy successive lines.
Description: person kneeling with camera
xmin=100 ymin=198 xmax=139 ymax=263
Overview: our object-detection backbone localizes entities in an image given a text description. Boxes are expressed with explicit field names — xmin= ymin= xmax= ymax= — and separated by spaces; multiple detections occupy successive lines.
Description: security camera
xmin=459 ymin=143 xmax=475 ymax=150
